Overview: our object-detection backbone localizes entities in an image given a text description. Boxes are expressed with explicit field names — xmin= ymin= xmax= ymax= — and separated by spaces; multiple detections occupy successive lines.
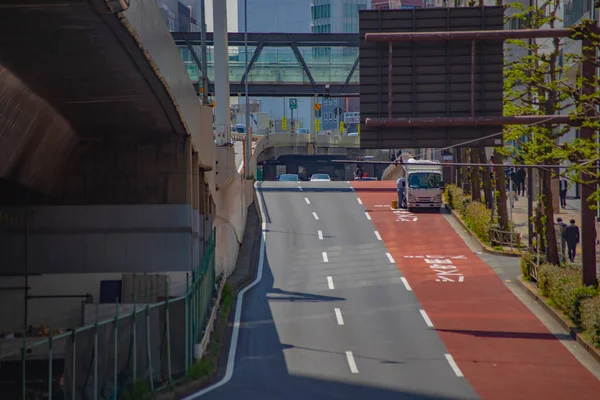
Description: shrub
xmin=445 ymin=184 xmax=469 ymax=215
xmin=580 ymin=296 xmax=600 ymax=347
xmin=463 ymin=201 xmax=491 ymax=244
xmin=520 ymin=252 xmax=535 ymax=280
xmin=538 ymin=263 xmax=598 ymax=326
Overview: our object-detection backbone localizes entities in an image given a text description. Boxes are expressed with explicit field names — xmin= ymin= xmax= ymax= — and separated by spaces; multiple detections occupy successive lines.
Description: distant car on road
xmin=296 ymin=128 xmax=309 ymax=134
xmin=310 ymin=173 xmax=331 ymax=182
xmin=278 ymin=174 xmax=299 ymax=182
xmin=348 ymin=132 xmax=359 ymax=137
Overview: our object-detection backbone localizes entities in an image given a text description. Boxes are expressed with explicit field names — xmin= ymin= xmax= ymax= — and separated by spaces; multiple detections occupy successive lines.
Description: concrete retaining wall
xmin=0 ymin=204 xmax=196 ymax=275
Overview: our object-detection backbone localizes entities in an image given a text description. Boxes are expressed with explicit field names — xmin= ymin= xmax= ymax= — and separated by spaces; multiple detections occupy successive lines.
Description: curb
xmin=445 ymin=204 xmax=522 ymax=258
xmin=516 ymin=275 xmax=600 ymax=365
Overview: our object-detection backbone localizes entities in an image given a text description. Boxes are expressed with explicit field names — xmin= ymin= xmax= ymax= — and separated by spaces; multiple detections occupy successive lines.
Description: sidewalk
xmin=508 ymin=195 xmax=600 ymax=264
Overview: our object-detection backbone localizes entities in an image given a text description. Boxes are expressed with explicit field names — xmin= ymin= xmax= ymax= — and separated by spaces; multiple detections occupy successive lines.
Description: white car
xmin=310 ymin=173 xmax=331 ymax=182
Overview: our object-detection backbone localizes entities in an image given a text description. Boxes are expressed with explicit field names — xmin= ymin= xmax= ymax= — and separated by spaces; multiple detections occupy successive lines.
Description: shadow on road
xmin=435 ymin=328 xmax=571 ymax=341
xmin=202 ymin=248 xmax=473 ymax=400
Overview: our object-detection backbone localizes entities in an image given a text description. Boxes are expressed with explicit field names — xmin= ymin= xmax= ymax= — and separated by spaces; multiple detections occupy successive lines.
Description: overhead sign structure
xmin=359 ymin=7 xmax=504 ymax=149
xmin=282 ymin=117 xmax=287 ymax=131
xmin=315 ymin=118 xmax=321 ymax=133
xmin=289 ymin=98 xmax=297 ymax=110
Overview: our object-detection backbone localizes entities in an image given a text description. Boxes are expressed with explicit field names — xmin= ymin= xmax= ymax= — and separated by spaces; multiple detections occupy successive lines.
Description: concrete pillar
xmin=213 ymin=0 xmax=231 ymax=146
xmin=192 ymin=150 xmax=200 ymax=270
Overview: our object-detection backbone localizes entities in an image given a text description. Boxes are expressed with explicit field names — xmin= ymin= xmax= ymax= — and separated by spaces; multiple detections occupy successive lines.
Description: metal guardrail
xmin=489 ymin=226 xmax=522 ymax=251
xmin=0 ymin=229 xmax=218 ymax=399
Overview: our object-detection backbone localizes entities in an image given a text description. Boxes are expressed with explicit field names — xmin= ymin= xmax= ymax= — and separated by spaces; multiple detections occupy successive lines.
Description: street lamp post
xmin=244 ymin=0 xmax=251 ymax=178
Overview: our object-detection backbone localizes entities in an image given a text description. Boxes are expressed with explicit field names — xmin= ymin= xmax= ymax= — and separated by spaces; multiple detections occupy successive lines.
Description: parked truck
xmin=403 ymin=158 xmax=443 ymax=211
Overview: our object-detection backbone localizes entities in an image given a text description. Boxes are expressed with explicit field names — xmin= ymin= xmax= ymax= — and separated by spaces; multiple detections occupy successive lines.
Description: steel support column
xmin=289 ymin=36 xmax=318 ymax=94
xmin=341 ymin=56 xmax=359 ymax=94
xmin=237 ymin=36 xmax=266 ymax=93
xmin=213 ymin=0 xmax=231 ymax=145
xmin=185 ymin=39 xmax=213 ymax=95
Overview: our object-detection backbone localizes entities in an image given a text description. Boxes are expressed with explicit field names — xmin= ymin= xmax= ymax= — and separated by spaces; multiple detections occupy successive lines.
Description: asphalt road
xmin=192 ymin=181 xmax=478 ymax=400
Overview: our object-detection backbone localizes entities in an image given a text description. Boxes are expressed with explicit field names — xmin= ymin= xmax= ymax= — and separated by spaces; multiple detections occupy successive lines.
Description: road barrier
xmin=0 ymin=229 xmax=218 ymax=400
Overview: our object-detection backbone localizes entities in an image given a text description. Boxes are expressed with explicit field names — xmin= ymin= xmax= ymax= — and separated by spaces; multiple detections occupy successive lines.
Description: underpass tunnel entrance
xmin=259 ymin=154 xmax=350 ymax=181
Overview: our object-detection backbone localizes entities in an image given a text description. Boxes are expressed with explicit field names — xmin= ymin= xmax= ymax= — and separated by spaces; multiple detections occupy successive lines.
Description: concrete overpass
xmin=247 ymin=133 xmax=391 ymax=181
xmin=0 ymin=0 xmax=246 ymax=332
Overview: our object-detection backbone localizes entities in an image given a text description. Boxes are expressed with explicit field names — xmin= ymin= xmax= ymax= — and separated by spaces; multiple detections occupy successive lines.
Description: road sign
xmin=357 ymin=123 xmax=360 ymax=135
xmin=315 ymin=118 xmax=321 ymax=132
xmin=282 ymin=117 xmax=287 ymax=131
xmin=314 ymin=103 xmax=321 ymax=112
xmin=339 ymin=121 xmax=345 ymax=133
xmin=344 ymin=112 xmax=360 ymax=124
xmin=289 ymin=98 xmax=297 ymax=110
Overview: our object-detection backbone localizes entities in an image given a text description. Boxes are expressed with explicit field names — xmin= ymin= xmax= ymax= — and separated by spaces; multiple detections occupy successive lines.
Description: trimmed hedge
xmin=532 ymin=260 xmax=600 ymax=347
xmin=445 ymin=184 xmax=490 ymax=244
xmin=581 ymin=296 xmax=600 ymax=347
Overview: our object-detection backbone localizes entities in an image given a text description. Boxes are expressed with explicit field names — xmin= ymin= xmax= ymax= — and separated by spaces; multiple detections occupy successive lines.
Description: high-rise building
xmin=311 ymin=0 xmax=369 ymax=132
xmin=156 ymin=0 xmax=198 ymax=32
xmin=237 ymin=0 xmax=312 ymax=131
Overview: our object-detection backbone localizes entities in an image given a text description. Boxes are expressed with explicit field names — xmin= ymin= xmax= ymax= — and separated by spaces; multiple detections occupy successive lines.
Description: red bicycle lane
xmin=352 ymin=181 xmax=600 ymax=400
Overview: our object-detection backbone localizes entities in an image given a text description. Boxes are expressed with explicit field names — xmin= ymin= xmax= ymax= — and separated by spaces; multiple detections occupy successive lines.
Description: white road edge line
xmin=445 ymin=354 xmax=464 ymax=377
xmin=318 ymin=230 xmax=324 ymax=240
xmin=386 ymin=252 xmax=395 ymax=264
xmin=419 ymin=309 xmax=434 ymax=328
xmin=365 ymin=212 xmax=371 ymax=220
xmin=346 ymin=351 xmax=359 ymax=374
xmin=327 ymin=276 xmax=335 ymax=289
xmin=312 ymin=212 xmax=319 ymax=220
xmin=334 ymin=308 xmax=344 ymax=325
xmin=305 ymin=197 xmax=311 ymax=204
xmin=374 ymin=231 xmax=382 ymax=241
xmin=357 ymin=198 xmax=363 ymax=205
xmin=183 ymin=182 xmax=267 ymax=399
xmin=401 ymin=277 xmax=412 ymax=291
xmin=322 ymin=252 xmax=329 ymax=263
xmin=237 ymin=161 xmax=244 ymax=174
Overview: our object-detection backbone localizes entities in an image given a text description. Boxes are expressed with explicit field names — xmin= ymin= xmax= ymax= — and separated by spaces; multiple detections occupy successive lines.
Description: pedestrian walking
xmin=563 ymin=219 xmax=580 ymax=263
xmin=516 ymin=167 xmax=526 ymax=196
xmin=559 ymin=178 xmax=568 ymax=209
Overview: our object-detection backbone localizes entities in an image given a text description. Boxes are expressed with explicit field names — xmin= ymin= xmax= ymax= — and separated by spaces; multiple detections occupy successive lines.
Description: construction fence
xmin=1 ymin=229 xmax=218 ymax=400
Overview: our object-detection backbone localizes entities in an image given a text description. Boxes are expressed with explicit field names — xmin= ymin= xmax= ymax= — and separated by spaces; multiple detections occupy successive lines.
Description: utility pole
xmin=200 ymin=0 xmax=208 ymax=105
xmin=244 ymin=0 xmax=251 ymax=178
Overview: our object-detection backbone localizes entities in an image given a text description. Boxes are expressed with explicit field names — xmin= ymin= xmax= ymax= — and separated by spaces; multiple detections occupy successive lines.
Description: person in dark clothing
xmin=516 ymin=168 xmax=526 ymax=196
xmin=559 ymin=178 xmax=568 ymax=208
xmin=563 ymin=219 xmax=580 ymax=262
xmin=557 ymin=217 xmax=567 ymax=262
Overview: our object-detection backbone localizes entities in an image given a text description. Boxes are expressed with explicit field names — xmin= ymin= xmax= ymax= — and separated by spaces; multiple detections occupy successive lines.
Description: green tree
xmin=502 ymin=0 xmax=583 ymax=265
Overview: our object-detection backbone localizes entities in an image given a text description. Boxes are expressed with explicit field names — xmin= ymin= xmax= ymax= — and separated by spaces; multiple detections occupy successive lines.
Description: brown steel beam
xmin=365 ymin=28 xmax=573 ymax=42
xmin=365 ymin=115 xmax=574 ymax=127
xmin=470 ymin=40 xmax=476 ymax=117
xmin=388 ymin=42 xmax=393 ymax=119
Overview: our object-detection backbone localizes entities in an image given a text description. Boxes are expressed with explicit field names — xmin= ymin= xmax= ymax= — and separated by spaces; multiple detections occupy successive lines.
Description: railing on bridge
xmin=173 ymin=33 xmax=359 ymax=94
